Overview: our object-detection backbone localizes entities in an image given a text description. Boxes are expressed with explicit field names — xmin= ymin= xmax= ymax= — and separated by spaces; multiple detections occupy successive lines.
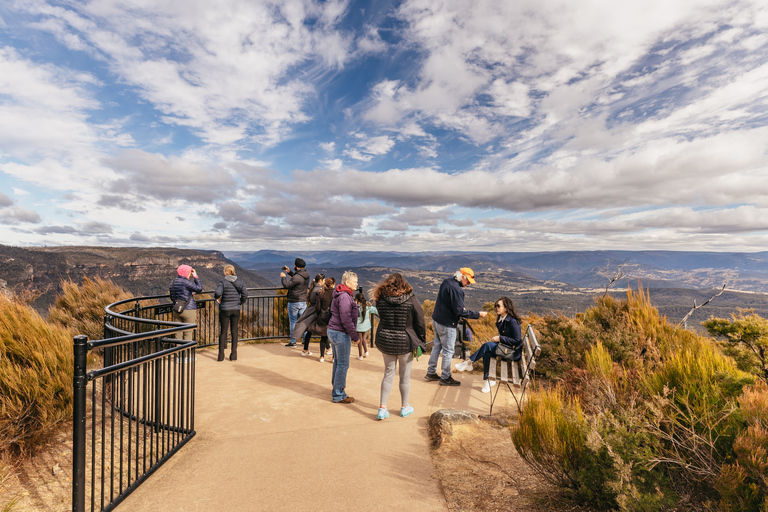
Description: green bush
xmin=716 ymin=424 xmax=768 ymax=512
xmin=0 ymin=296 xmax=72 ymax=455
xmin=703 ymin=309 xmax=768 ymax=383
xmin=513 ymin=288 xmax=767 ymax=511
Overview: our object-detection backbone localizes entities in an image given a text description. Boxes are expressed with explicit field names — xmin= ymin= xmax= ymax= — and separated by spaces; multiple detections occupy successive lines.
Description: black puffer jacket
xmin=214 ymin=275 xmax=248 ymax=311
xmin=375 ymin=292 xmax=426 ymax=356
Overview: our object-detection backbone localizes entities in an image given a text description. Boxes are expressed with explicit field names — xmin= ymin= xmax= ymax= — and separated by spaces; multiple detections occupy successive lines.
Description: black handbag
xmin=494 ymin=342 xmax=516 ymax=362
xmin=173 ymin=296 xmax=191 ymax=314
xmin=317 ymin=308 xmax=332 ymax=325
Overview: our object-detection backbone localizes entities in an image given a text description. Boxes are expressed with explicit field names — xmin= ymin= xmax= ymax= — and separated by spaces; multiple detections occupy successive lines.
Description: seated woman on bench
xmin=454 ymin=296 xmax=523 ymax=393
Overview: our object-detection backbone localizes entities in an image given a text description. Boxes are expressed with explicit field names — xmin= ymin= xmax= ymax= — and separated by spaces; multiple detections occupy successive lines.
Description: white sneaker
xmin=301 ymin=351 xmax=313 ymax=357
xmin=356 ymin=355 xmax=364 ymax=360
xmin=364 ymin=352 xmax=370 ymax=357
xmin=319 ymin=357 xmax=324 ymax=363
xmin=455 ymin=360 xmax=473 ymax=372
xmin=481 ymin=380 xmax=493 ymax=393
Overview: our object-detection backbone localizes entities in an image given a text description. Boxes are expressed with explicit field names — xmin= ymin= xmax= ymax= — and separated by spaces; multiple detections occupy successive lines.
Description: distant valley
xmin=2 ymin=245 xmax=767 ymax=330
xmin=229 ymin=249 xmax=768 ymax=328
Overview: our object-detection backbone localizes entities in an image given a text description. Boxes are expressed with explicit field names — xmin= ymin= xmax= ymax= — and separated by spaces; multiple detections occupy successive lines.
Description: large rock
xmin=428 ymin=409 xmax=479 ymax=449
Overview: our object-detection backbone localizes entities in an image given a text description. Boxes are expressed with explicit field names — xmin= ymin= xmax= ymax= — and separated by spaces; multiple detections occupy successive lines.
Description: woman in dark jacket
xmin=312 ymin=277 xmax=334 ymax=362
xmin=327 ymin=271 xmax=359 ymax=404
xmin=373 ymin=273 xmax=425 ymax=420
xmin=297 ymin=273 xmax=324 ymax=357
xmin=170 ymin=264 xmax=203 ymax=341
xmin=214 ymin=264 xmax=248 ymax=361
xmin=454 ymin=296 xmax=522 ymax=393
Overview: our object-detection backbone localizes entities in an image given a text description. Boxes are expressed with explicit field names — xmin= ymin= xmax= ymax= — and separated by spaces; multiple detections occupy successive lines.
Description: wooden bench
xmin=488 ymin=324 xmax=541 ymax=415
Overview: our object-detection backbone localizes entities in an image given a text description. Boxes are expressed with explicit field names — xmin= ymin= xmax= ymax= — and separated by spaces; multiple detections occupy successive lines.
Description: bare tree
xmin=603 ymin=261 xmax=627 ymax=298
xmin=676 ymin=284 xmax=727 ymax=330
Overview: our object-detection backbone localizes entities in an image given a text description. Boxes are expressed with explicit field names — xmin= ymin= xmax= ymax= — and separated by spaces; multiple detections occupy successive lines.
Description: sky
xmin=1 ymin=0 xmax=768 ymax=253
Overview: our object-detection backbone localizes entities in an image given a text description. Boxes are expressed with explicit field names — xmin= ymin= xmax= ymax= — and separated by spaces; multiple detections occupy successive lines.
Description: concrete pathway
xmin=120 ymin=342 xmax=520 ymax=512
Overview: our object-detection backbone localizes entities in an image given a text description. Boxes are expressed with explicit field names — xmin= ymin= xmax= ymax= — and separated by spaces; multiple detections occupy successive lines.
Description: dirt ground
xmin=2 ymin=418 xmax=595 ymax=512
xmin=430 ymin=416 xmax=596 ymax=512
xmin=1 ymin=427 xmax=72 ymax=512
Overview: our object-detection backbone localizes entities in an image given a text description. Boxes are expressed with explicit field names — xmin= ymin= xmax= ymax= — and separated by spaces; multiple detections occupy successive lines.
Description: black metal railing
xmin=108 ymin=287 xmax=292 ymax=348
xmin=72 ymin=287 xmax=297 ymax=512
xmin=72 ymin=286 xmax=378 ymax=511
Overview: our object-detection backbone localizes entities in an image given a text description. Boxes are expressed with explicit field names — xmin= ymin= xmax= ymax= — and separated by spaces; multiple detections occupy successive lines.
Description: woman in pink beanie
xmin=170 ymin=264 xmax=203 ymax=340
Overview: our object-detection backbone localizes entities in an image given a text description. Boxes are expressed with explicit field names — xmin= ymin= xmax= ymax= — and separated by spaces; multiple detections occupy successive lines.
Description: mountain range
xmin=227 ymin=249 xmax=768 ymax=292
xmin=3 ymin=245 xmax=768 ymax=329
xmin=228 ymin=249 xmax=768 ymax=329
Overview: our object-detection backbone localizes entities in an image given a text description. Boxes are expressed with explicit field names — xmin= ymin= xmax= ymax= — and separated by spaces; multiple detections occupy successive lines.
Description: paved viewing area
xmin=120 ymin=342 xmax=519 ymax=511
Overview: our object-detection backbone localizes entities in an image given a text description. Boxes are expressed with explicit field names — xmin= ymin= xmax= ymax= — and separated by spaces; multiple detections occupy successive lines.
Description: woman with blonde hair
xmin=372 ymin=273 xmax=425 ymax=419
xmin=214 ymin=264 xmax=248 ymax=361
xmin=327 ymin=271 xmax=359 ymax=403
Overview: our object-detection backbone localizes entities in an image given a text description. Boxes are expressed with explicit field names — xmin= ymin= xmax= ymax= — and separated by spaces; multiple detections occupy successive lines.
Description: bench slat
xmin=511 ymin=359 xmax=521 ymax=386
xmin=500 ymin=360 xmax=509 ymax=382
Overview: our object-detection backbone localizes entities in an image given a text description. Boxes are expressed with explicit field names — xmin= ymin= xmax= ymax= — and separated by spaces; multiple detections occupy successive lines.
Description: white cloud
xmin=18 ymin=0 xmax=354 ymax=147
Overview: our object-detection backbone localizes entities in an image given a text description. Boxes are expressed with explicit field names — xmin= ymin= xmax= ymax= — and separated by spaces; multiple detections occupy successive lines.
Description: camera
xmin=282 ymin=265 xmax=290 ymax=272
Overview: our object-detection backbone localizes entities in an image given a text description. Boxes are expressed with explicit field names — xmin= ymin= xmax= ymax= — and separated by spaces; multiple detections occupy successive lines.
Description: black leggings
xmin=218 ymin=309 xmax=240 ymax=360
xmin=304 ymin=332 xmax=330 ymax=356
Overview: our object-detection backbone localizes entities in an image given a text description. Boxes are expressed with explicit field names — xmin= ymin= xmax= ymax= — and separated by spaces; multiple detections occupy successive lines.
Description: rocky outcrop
xmin=428 ymin=409 xmax=479 ymax=449
xmin=0 ymin=245 xmax=276 ymax=313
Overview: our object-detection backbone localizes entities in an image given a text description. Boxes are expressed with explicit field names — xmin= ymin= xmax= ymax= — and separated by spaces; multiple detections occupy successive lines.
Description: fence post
xmin=72 ymin=334 xmax=88 ymax=512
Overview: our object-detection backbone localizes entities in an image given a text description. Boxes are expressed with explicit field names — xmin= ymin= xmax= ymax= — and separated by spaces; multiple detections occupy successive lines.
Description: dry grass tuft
xmin=0 ymin=295 xmax=73 ymax=457
xmin=47 ymin=277 xmax=134 ymax=341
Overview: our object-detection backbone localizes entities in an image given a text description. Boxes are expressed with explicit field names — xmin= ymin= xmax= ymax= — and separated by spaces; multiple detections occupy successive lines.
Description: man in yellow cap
xmin=426 ymin=268 xmax=487 ymax=386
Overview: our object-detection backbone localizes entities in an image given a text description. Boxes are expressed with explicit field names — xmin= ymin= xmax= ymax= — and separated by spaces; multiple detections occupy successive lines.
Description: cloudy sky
xmin=1 ymin=0 xmax=768 ymax=253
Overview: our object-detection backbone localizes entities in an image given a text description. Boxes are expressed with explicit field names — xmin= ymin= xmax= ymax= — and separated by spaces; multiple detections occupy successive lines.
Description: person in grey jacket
xmin=373 ymin=273 xmax=425 ymax=420
xmin=280 ymin=258 xmax=310 ymax=347
xmin=214 ymin=264 xmax=248 ymax=361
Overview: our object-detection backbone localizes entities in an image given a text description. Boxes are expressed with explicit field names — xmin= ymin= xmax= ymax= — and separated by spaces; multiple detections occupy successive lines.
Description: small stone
xmin=52 ymin=463 xmax=61 ymax=475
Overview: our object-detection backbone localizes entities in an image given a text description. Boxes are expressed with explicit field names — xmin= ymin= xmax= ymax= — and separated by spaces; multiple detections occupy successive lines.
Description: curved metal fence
xmin=73 ymin=287 xmax=290 ymax=512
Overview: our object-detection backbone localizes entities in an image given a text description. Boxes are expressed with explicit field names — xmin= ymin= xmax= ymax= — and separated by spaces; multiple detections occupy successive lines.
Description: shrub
xmin=0 ymin=296 xmax=72 ymax=455
xmin=47 ymin=277 xmax=133 ymax=341
xmin=716 ymin=424 xmax=768 ymax=512
xmin=511 ymin=385 xmax=620 ymax=507
xmin=529 ymin=313 xmax=590 ymax=379
xmin=514 ymin=289 xmax=765 ymax=511
xmin=703 ymin=309 xmax=768 ymax=382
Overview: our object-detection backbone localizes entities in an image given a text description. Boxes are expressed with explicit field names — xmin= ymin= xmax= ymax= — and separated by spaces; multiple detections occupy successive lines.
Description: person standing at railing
xmin=170 ymin=264 xmax=203 ymax=340
xmin=294 ymin=273 xmax=325 ymax=357
xmin=214 ymin=264 xmax=249 ymax=361
xmin=313 ymin=276 xmax=335 ymax=362
xmin=327 ymin=271 xmax=359 ymax=403
xmin=354 ymin=292 xmax=377 ymax=360
xmin=280 ymin=258 xmax=310 ymax=348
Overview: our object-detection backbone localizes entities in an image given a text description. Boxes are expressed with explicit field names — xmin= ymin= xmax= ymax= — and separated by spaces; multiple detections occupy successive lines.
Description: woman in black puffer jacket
xmin=373 ymin=273 xmax=425 ymax=420
xmin=214 ymin=264 xmax=248 ymax=361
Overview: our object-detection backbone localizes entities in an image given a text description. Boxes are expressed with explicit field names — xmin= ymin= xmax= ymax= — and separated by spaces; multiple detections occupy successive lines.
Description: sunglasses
xmin=495 ymin=304 xmax=503 ymax=308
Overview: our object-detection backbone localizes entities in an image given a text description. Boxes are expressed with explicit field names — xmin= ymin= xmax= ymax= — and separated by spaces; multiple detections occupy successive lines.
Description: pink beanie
xmin=177 ymin=264 xmax=193 ymax=277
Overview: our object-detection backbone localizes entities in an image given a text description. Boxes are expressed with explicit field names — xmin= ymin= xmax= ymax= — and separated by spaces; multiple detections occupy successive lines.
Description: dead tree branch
xmin=603 ymin=261 xmax=627 ymax=298
xmin=676 ymin=284 xmax=727 ymax=330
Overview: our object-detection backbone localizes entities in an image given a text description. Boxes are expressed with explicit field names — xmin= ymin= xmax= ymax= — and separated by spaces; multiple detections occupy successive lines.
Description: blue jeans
xmin=288 ymin=301 xmax=307 ymax=345
xmin=328 ymin=329 xmax=351 ymax=402
xmin=427 ymin=320 xmax=456 ymax=379
xmin=469 ymin=342 xmax=499 ymax=380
